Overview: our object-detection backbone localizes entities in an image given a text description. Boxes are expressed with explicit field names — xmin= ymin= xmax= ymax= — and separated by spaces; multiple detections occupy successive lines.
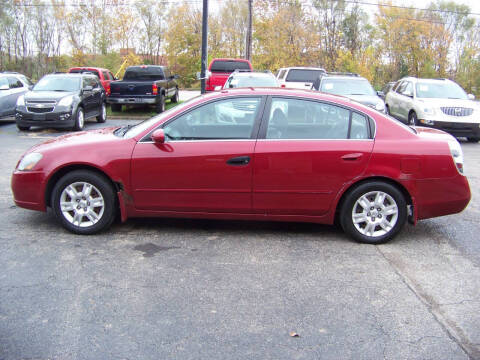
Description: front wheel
xmin=408 ymin=111 xmax=418 ymax=126
xmin=340 ymin=181 xmax=407 ymax=244
xmin=73 ymin=107 xmax=84 ymax=131
xmin=51 ymin=170 xmax=116 ymax=235
xmin=171 ymin=88 xmax=179 ymax=103
xmin=96 ymin=102 xmax=107 ymax=123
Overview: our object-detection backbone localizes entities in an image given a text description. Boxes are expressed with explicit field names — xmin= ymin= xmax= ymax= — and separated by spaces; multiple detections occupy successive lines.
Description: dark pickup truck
xmin=108 ymin=65 xmax=179 ymax=113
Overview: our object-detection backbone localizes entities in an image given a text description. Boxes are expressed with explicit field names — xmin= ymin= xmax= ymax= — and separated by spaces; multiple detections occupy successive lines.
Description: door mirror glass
xmin=152 ymin=129 xmax=166 ymax=144
xmin=377 ymin=90 xmax=384 ymax=97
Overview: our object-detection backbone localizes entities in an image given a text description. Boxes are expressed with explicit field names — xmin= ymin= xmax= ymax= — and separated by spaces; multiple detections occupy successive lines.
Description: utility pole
xmin=200 ymin=0 xmax=209 ymax=94
xmin=245 ymin=0 xmax=252 ymax=61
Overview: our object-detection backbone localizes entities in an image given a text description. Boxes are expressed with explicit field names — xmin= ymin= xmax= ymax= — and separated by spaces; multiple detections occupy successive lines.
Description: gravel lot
xmin=0 ymin=112 xmax=479 ymax=360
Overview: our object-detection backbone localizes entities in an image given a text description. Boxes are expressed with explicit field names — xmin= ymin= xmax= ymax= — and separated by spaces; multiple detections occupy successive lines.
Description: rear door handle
xmin=341 ymin=153 xmax=363 ymax=161
xmin=227 ymin=156 xmax=250 ymax=166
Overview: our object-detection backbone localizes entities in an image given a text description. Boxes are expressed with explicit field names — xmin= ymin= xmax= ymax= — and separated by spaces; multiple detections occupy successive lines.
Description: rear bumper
xmin=108 ymin=97 xmax=157 ymax=105
xmin=420 ymin=120 xmax=480 ymax=138
xmin=415 ymin=173 xmax=471 ymax=220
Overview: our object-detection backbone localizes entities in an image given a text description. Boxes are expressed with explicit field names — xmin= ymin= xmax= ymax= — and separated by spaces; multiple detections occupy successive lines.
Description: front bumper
xmin=108 ymin=97 xmax=157 ymax=105
xmin=419 ymin=120 xmax=480 ymax=138
xmin=16 ymin=107 xmax=74 ymax=128
xmin=11 ymin=170 xmax=47 ymax=212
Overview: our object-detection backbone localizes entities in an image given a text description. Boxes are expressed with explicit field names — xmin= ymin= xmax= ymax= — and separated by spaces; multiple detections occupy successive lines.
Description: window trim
xmin=257 ymin=95 xmax=375 ymax=141
xmin=139 ymin=95 xmax=267 ymax=143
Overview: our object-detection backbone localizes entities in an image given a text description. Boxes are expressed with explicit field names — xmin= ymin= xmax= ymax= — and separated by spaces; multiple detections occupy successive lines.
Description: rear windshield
xmin=285 ymin=69 xmax=325 ymax=82
xmin=124 ymin=67 xmax=165 ymax=81
xmin=70 ymin=69 xmax=100 ymax=78
xmin=210 ymin=61 xmax=251 ymax=73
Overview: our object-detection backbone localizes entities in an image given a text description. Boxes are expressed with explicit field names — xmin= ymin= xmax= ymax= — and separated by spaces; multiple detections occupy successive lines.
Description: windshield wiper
xmin=118 ymin=124 xmax=134 ymax=136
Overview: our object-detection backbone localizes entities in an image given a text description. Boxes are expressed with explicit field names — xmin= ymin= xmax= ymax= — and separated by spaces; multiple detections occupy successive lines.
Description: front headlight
xmin=423 ymin=107 xmax=435 ymax=115
xmin=375 ymin=101 xmax=385 ymax=111
xmin=17 ymin=152 xmax=43 ymax=171
xmin=58 ymin=95 xmax=74 ymax=107
xmin=16 ymin=95 xmax=25 ymax=107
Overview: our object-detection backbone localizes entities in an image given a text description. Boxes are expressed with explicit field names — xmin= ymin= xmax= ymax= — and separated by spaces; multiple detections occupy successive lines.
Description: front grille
xmin=27 ymin=107 xmax=54 ymax=113
xmin=26 ymin=100 xmax=56 ymax=105
xmin=441 ymin=107 xmax=473 ymax=117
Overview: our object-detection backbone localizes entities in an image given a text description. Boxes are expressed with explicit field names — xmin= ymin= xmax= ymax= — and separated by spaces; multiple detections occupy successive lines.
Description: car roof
xmin=321 ymin=75 xmax=368 ymax=81
xmin=281 ymin=67 xmax=326 ymax=71
xmin=211 ymin=58 xmax=250 ymax=62
xmin=44 ymin=73 xmax=96 ymax=79
xmin=69 ymin=67 xmax=109 ymax=71
xmin=399 ymin=77 xmax=452 ymax=84
xmin=229 ymin=72 xmax=275 ymax=78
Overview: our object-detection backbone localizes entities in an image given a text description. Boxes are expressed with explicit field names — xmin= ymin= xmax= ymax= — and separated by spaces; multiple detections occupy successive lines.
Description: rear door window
xmin=285 ymin=69 xmax=325 ymax=83
xmin=210 ymin=61 xmax=251 ymax=73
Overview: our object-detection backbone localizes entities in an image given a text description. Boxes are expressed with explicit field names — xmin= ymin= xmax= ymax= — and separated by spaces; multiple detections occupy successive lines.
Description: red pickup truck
xmin=206 ymin=58 xmax=252 ymax=91
xmin=68 ymin=67 xmax=116 ymax=96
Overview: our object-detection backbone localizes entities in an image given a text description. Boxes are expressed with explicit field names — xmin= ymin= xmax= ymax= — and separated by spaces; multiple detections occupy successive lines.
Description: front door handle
xmin=341 ymin=153 xmax=363 ymax=161
xmin=227 ymin=156 xmax=250 ymax=166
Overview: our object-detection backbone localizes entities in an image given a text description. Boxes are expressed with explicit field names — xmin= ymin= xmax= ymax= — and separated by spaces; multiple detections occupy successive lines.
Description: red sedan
xmin=11 ymin=88 xmax=470 ymax=244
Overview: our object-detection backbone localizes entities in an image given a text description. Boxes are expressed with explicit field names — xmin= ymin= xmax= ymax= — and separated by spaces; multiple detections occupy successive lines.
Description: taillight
xmin=106 ymin=84 xmax=111 ymax=96
xmin=152 ymin=83 xmax=158 ymax=95
xmin=281 ymin=84 xmax=286 ymax=88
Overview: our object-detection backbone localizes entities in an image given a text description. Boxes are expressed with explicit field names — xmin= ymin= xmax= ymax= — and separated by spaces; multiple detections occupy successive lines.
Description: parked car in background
xmin=223 ymin=70 xmax=279 ymax=89
xmin=276 ymin=67 xmax=326 ymax=89
xmin=12 ymin=88 xmax=470 ymax=244
xmin=15 ymin=73 xmax=106 ymax=131
xmin=312 ymin=72 xmax=386 ymax=112
xmin=385 ymin=77 xmax=480 ymax=142
xmin=0 ymin=72 xmax=33 ymax=121
xmin=379 ymin=81 xmax=396 ymax=100
xmin=206 ymin=58 xmax=253 ymax=91
xmin=108 ymin=65 xmax=179 ymax=113
xmin=68 ymin=67 xmax=116 ymax=96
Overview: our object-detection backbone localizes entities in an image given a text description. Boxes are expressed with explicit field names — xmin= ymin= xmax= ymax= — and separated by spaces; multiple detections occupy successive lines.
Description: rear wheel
xmin=340 ymin=181 xmax=407 ymax=244
xmin=171 ymin=88 xmax=179 ymax=103
xmin=408 ymin=111 xmax=418 ymax=126
xmin=111 ymin=104 xmax=122 ymax=112
xmin=467 ymin=137 xmax=479 ymax=143
xmin=385 ymin=105 xmax=390 ymax=115
xmin=96 ymin=102 xmax=107 ymax=123
xmin=155 ymin=94 xmax=165 ymax=113
xmin=51 ymin=170 xmax=116 ymax=235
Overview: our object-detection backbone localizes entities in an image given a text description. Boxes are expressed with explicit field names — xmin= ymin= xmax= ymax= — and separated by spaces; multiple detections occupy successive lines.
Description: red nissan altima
xmin=11 ymin=88 xmax=471 ymax=244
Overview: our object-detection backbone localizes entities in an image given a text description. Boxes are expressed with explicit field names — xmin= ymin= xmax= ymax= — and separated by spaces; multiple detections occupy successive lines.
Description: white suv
xmin=276 ymin=67 xmax=326 ymax=89
xmin=385 ymin=77 xmax=480 ymax=142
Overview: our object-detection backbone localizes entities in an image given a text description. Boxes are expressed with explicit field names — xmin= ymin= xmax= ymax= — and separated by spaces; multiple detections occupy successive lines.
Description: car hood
xmin=416 ymin=98 xmax=479 ymax=109
xmin=29 ymin=126 xmax=120 ymax=153
xmin=24 ymin=91 xmax=77 ymax=102
xmin=344 ymin=94 xmax=382 ymax=107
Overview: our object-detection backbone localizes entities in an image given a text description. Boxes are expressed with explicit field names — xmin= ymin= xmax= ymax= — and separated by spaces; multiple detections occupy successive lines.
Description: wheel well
xmin=334 ymin=176 xmax=413 ymax=223
xmin=408 ymin=109 xmax=416 ymax=117
xmin=45 ymin=164 xmax=120 ymax=207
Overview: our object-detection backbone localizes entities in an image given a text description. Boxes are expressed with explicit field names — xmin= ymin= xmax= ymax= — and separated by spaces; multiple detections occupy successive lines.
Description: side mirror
xmin=28 ymin=85 xmax=33 ymax=90
xmin=377 ymin=90 xmax=385 ymax=98
xmin=0 ymin=84 xmax=9 ymax=90
xmin=83 ymin=85 xmax=93 ymax=92
xmin=403 ymin=91 xmax=413 ymax=98
xmin=152 ymin=129 xmax=165 ymax=144
xmin=468 ymin=93 xmax=475 ymax=100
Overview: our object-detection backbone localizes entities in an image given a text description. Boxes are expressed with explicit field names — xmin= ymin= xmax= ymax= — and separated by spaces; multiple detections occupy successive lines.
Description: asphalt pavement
xmin=0 ymin=113 xmax=479 ymax=360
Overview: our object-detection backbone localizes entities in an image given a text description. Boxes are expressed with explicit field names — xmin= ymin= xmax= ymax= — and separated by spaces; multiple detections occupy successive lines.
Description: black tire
xmin=385 ymin=105 xmax=390 ymax=115
xmin=171 ymin=88 xmax=179 ymax=103
xmin=17 ymin=124 xmax=30 ymax=131
xmin=111 ymin=103 xmax=122 ymax=112
xmin=96 ymin=102 xmax=107 ymax=123
xmin=72 ymin=107 xmax=84 ymax=131
xmin=51 ymin=170 xmax=116 ymax=235
xmin=408 ymin=111 xmax=418 ymax=126
xmin=155 ymin=93 xmax=165 ymax=113
xmin=467 ymin=137 xmax=479 ymax=143
xmin=340 ymin=181 xmax=407 ymax=244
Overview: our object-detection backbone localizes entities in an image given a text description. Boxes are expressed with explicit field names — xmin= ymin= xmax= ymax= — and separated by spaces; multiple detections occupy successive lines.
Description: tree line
xmin=1 ymin=0 xmax=479 ymax=93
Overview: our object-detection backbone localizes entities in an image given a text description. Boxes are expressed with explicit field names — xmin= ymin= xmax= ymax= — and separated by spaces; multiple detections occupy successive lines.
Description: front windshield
xmin=321 ymin=79 xmax=376 ymax=96
xmin=124 ymin=98 xmax=200 ymax=138
xmin=228 ymin=76 xmax=278 ymax=88
xmin=416 ymin=81 xmax=468 ymax=99
xmin=33 ymin=77 xmax=80 ymax=92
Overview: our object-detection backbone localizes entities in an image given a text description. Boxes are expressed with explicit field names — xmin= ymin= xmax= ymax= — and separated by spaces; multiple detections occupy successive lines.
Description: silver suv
xmin=0 ymin=72 xmax=33 ymax=121
xmin=385 ymin=77 xmax=480 ymax=142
